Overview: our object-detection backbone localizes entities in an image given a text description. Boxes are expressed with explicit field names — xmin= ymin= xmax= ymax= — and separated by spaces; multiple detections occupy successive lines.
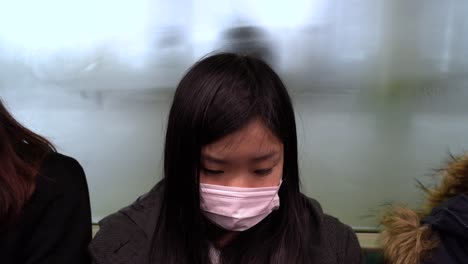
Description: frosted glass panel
xmin=1 ymin=0 xmax=468 ymax=228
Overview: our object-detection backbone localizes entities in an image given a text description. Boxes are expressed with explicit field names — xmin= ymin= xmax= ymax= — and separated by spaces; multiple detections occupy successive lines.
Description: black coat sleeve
xmin=23 ymin=155 xmax=92 ymax=264
xmin=342 ymin=226 xmax=365 ymax=264
xmin=322 ymin=214 xmax=365 ymax=264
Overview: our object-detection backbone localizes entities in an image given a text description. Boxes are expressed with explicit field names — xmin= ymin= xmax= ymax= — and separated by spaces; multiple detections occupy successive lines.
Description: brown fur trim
xmin=380 ymin=206 xmax=438 ymax=264
xmin=422 ymin=154 xmax=468 ymax=215
xmin=380 ymin=153 xmax=468 ymax=263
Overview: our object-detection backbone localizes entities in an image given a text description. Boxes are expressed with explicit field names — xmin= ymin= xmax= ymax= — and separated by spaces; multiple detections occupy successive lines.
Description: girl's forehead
xmin=202 ymin=120 xmax=282 ymax=159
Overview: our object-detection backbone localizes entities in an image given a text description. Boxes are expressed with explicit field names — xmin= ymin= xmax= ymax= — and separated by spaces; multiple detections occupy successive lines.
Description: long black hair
xmin=152 ymin=53 xmax=320 ymax=263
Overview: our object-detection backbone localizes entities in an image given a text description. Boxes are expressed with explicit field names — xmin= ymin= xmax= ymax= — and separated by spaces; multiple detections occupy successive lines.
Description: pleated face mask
xmin=200 ymin=181 xmax=282 ymax=231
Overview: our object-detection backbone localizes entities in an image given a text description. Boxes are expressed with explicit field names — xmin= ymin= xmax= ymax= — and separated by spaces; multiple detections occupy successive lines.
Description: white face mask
xmin=200 ymin=181 xmax=282 ymax=231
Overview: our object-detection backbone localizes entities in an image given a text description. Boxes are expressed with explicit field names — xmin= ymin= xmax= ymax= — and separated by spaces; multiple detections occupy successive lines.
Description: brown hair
xmin=0 ymin=101 xmax=55 ymax=226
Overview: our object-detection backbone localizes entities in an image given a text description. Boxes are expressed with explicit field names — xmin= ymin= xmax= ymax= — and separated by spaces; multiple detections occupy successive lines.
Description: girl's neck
xmin=205 ymin=220 xmax=240 ymax=248
xmin=215 ymin=231 xmax=239 ymax=248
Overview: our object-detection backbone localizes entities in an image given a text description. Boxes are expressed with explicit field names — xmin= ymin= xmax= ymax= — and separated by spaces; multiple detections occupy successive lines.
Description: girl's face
xmin=200 ymin=119 xmax=283 ymax=188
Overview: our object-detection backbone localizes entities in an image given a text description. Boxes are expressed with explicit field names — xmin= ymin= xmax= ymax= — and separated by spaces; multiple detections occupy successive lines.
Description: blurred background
xmin=1 ymin=0 xmax=468 ymax=230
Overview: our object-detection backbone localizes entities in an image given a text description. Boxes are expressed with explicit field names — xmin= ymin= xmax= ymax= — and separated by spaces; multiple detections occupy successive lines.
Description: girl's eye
xmin=254 ymin=168 xmax=273 ymax=176
xmin=201 ymin=168 xmax=224 ymax=175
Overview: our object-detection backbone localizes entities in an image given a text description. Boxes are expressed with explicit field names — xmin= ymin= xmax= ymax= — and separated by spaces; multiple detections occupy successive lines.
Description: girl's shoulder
xmin=306 ymin=196 xmax=363 ymax=264
xmin=89 ymin=182 xmax=164 ymax=264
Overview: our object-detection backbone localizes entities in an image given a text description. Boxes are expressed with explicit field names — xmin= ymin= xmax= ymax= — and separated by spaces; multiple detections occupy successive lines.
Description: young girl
xmin=0 ymin=101 xmax=92 ymax=263
xmin=90 ymin=53 xmax=362 ymax=264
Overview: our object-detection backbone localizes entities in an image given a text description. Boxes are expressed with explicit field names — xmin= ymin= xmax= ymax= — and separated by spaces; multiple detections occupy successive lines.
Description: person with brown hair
xmin=0 ymin=100 xmax=92 ymax=264
xmin=380 ymin=154 xmax=468 ymax=264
